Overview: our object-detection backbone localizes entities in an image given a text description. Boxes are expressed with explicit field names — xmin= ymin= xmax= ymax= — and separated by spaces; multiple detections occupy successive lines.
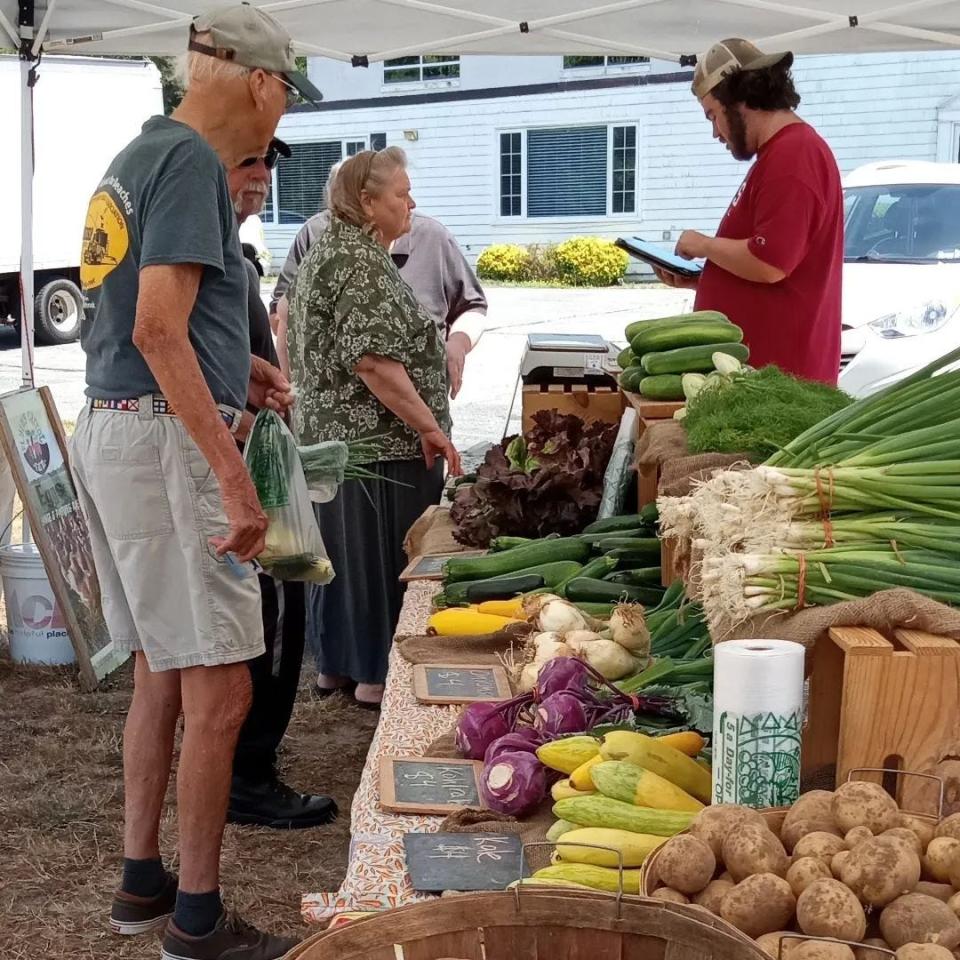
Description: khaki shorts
xmin=71 ymin=403 xmax=264 ymax=672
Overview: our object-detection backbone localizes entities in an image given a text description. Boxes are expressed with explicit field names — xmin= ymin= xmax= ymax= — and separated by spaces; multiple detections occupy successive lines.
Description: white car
xmin=839 ymin=161 xmax=960 ymax=397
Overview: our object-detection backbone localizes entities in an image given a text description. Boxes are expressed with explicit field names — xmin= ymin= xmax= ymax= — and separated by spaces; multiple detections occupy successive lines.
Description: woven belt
xmin=89 ymin=395 xmax=241 ymax=433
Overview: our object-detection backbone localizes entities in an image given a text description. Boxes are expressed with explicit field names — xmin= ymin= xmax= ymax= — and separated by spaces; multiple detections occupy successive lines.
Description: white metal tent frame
xmin=3 ymin=0 xmax=960 ymax=385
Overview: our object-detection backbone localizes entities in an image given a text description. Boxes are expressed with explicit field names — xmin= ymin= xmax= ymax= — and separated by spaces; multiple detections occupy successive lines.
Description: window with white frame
xmin=384 ymin=55 xmax=460 ymax=84
xmin=499 ymin=124 xmax=639 ymax=219
xmin=346 ymin=140 xmax=366 ymax=156
xmin=563 ymin=55 xmax=649 ymax=69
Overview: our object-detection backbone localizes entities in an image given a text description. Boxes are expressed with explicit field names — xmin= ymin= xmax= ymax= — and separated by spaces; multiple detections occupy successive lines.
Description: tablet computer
xmin=615 ymin=236 xmax=704 ymax=278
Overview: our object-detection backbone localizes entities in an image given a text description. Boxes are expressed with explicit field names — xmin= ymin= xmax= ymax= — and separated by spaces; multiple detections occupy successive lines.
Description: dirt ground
xmin=0 ymin=647 xmax=378 ymax=959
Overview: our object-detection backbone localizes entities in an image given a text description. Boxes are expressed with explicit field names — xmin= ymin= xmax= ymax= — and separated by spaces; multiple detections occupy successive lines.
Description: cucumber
xmin=640 ymin=502 xmax=659 ymax=525
xmin=599 ymin=538 xmax=661 ymax=558
xmin=443 ymin=537 xmax=591 ymax=582
xmin=618 ymin=365 xmax=646 ymax=394
xmin=553 ymin=795 xmax=696 ymax=836
xmin=630 ymin=321 xmax=743 ymax=358
xmin=641 ymin=341 xmax=750 ymax=376
xmin=441 ymin=561 xmax=584 ymax=604
xmin=624 ymin=311 xmax=729 ymax=343
xmin=639 ymin=374 xmax=685 ymax=401
xmin=603 ymin=567 xmax=662 ymax=585
xmin=464 ymin=574 xmax=545 ymax=602
xmin=562 ymin=556 xmax=617 ymax=594
xmin=583 ymin=514 xmax=650 ymax=535
xmin=564 ymin=578 xmax=666 ymax=605
xmin=582 ymin=529 xmax=646 ymax=546
xmin=616 ymin=346 xmax=636 ymax=369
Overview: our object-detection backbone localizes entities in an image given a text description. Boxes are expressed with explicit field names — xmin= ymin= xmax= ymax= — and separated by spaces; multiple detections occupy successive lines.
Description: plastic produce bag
xmin=296 ymin=439 xmax=349 ymax=504
xmin=244 ymin=410 xmax=335 ymax=584
xmin=596 ymin=408 xmax=637 ymax=519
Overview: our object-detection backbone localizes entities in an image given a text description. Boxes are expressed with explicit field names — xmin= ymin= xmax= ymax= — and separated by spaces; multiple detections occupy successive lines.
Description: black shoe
xmin=109 ymin=871 xmax=178 ymax=936
xmin=161 ymin=911 xmax=297 ymax=960
xmin=227 ymin=776 xmax=338 ymax=830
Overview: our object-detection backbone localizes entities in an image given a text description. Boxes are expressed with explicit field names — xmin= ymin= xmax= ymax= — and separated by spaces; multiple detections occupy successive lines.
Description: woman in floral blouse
xmin=287 ymin=148 xmax=461 ymax=707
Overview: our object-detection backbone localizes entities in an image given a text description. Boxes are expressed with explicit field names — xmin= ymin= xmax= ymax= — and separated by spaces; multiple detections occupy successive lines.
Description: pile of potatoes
xmin=648 ymin=782 xmax=960 ymax=960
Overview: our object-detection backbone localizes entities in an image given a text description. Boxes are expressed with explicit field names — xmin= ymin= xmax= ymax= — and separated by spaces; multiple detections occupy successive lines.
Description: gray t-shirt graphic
xmin=81 ymin=115 xmax=250 ymax=408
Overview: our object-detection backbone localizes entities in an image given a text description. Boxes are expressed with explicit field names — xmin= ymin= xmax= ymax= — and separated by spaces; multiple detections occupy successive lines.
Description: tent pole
xmin=18 ymin=8 xmax=36 ymax=390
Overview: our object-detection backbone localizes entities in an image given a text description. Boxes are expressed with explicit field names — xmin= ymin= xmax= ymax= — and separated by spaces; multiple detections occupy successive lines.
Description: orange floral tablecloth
xmin=301 ymin=580 xmax=459 ymax=923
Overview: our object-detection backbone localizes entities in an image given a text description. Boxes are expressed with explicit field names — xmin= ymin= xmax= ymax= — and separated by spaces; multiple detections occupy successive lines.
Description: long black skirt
xmin=306 ymin=458 xmax=444 ymax=685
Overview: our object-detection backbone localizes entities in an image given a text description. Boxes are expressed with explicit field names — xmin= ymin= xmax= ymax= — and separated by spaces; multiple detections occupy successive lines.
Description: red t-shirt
xmin=694 ymin=122 xmax=843 ymax=385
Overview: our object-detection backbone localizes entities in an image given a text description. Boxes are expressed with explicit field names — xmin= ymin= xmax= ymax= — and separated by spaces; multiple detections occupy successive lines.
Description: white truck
xmin=2 ymin=55 xmax=163 ymax=344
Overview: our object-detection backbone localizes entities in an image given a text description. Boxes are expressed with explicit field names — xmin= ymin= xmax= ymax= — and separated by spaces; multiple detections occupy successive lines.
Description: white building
xmin=264 ymin=51 xmax=960 ymax=267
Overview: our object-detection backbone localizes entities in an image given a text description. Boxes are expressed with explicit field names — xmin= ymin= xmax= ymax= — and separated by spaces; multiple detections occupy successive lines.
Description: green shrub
xmin=553 ymin=236 xmax=629 ymax=286
xmin=476 ymin=243 xmax=531 ymax=281
xmin=525 ymin=243 xmax=558 ymax=282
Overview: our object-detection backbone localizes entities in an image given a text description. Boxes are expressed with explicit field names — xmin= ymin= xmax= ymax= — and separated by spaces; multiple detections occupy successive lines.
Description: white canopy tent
xmin=3 ymin=0 xmax=960 ymax=384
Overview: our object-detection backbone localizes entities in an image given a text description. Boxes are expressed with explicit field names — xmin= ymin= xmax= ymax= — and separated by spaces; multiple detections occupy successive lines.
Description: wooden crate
xmin=622 ymin=390 xmax=684 ymax=509
xmin=289 ymin=889 xmax=770 ymax=960
xmin=803 ymin=625 xmax=960 ymax=814
xmin=521 ymin=383 xmax=624 ymax=432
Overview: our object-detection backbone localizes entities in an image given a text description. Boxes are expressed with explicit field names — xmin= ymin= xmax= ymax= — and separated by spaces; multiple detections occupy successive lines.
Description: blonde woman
xmin=288 ymin=148 xmax=461 ymax=707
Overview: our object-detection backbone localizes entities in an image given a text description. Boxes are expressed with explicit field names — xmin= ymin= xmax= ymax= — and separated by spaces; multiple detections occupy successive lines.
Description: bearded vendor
xmin=655 ymin=39 xmax=843 ymax=386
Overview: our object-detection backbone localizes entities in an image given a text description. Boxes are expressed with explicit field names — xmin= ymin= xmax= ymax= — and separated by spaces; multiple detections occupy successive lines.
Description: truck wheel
xmin=35 ymin=279 xmax=84 ymax=345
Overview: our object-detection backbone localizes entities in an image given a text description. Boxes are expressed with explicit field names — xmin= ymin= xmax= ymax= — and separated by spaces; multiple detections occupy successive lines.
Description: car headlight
xmin=869 ymin=301 xmax=958 ymax=338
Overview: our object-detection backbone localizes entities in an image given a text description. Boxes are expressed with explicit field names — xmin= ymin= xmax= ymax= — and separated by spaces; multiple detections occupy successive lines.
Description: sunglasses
xmin=240 ymin=144 xmax=284 ymax=170
xmin=270 ymin=72 xmax=300 ymax=110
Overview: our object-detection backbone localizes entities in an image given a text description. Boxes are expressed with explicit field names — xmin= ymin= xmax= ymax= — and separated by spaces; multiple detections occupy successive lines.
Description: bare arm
xmin=355 ymin=354 xmax=461 ymax=475
xmin=676 ymin=231 xmax=786 ymax=284
xmin=133 ymin=263 xmax=267 ymax=561
xmin=275 ymin=295 xmax=290 ymax=379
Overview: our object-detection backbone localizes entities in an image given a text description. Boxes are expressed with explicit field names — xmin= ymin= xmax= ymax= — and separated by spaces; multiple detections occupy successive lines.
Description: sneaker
xmin=161 ymin=912 xmax=297 ymax=960
xmin=227 ymin=776 xmax=338 ymax=830
xmin=110 ymin=871 xmax=178 ymax=936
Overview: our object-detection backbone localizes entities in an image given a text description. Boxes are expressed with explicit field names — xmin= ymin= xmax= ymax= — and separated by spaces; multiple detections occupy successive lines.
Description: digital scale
xmin=520 ymin=333 xmax=619 ymax=386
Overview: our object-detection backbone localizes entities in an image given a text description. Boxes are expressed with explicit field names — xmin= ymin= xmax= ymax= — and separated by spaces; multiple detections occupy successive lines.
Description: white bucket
xmin=1 ymin=542 xmax=75 ymax=665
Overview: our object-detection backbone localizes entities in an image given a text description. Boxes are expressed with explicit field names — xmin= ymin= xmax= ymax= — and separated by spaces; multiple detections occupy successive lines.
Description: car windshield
xmin=843 ymin=183 xmax=960 ymax=263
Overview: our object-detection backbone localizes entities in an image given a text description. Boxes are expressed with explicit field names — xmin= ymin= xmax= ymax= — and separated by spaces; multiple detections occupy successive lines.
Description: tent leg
xmin=19 ymin=44 xmax=36 ymax=388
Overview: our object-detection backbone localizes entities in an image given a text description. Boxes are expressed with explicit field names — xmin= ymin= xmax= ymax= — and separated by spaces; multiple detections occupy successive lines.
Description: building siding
xmin=266 ymin=51 xmax=960 ymax=265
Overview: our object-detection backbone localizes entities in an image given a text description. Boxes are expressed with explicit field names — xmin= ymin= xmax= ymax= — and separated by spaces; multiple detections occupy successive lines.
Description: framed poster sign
xmin=0 ymin=387 xmax=125 ymax=689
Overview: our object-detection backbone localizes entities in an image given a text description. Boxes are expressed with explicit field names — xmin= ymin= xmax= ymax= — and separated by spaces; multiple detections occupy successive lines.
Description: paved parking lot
xmin=0 ymin=284 xmax=693 ymax=447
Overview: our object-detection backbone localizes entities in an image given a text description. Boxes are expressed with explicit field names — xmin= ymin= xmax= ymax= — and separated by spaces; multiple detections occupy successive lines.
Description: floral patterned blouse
xmin=287 ymin=216 xmax=450 ymax=462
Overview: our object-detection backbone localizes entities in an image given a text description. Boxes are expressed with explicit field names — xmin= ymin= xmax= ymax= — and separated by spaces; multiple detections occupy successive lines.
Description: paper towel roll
xmin=712 ymin=639 xmax=805 ymax=809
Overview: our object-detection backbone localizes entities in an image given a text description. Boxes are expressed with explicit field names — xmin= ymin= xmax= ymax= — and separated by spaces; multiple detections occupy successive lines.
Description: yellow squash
xmin=532 ymin=863 xmax=643 ymax=894
xmin=555 ymin=827 xmax=665 ymax=868
xmin=551 ymin=778 xmax=595 ymax=802
xmin=656 ymin=731 xmax=706 ymax=757
xmin=599 ymin=730 xmax=712 ymax=803
xmin=537 ymin=735 xmax=600 ymax=774
xmin=427 ymin=608 xmax=522 ymax=636
xmin=589 ymin=760 xmax=703 ymax=812
xmin=476 ymin=598 xmax=526 ymax=619
xmin=569 ymin=754 xmax=605 ymax=792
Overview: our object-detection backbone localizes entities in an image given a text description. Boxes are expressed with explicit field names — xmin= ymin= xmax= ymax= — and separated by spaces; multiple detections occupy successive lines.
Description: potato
xmin=720 ymin=873 xmax=796 ymax=938
xmin=656 ymin=834 xmax=716 ymax=895
xmin=690 ymin=804 xmax=767 ymax=859
xmin=651 ymin=887 xmax=689 ymax=904
xmin=793 ymin=832 xmax=848 ymax=866
xmin=846 ymin=826 xmax=875 ymax=849
xmin=756 ymin=932 xmax=801 ymax=960
xmin=895 ymin=946 xmax=955 ymax=960
xmin=879 ymin=893 xmax=960 ymax=950
xmin=935 ymin=813 xmax=960 ymax=842
xmin=924 ymin=837 xmax=960 ymax=883
xmin=782 ymin=819 xmax=845 ymax=854
xmin=832 ymin=850 xmax=854 ymax=879
xmin=784 ymin=791 xmax=837 ymax=830
xmin=693 ymin=878 xmax=735 ymax=915
xmin=854 ymin=940 xmax=893 ymax=960
xmin=841 ymin=837 xmax=921 ymax=908
xmin=833 ymin=781 xmax=900 ymax=834
xmin=717 ymin=870 xmax=734 ymax=883
xmin=881 ymin=827 xmax=924 ymax=857
xmin=788 ymin=857 xmax=834 ymax=898
xmin=796 ymin=878 xmax=867 ymax=941
xmin=722 ymin=823 xmax=790 ymax=882
xmin=949 ymin=891 xmax=960 ymax=918
xmin=791 ymin=943 xmax=855 ymax=960
xmin=914 ymin=882 xmax=955 ymax=904
xmin=900 ymin=814 xmax=936 ymax=850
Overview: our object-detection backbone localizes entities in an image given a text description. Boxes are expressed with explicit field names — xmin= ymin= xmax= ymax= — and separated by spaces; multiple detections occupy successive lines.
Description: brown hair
xmin=328 ymin=147 xmax=407 ymax=234
xmin=711 ymin=60 xmax=801 ymax=112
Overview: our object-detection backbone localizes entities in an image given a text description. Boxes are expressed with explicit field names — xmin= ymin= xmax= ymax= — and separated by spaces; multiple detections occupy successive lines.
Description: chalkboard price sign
xmin=403 ymin=832 xmax=528 ymax=892
xmin=379 ymin=757 xmax=484 ymax=815
xmin=412 ymin=663 xmax=512 ymax=704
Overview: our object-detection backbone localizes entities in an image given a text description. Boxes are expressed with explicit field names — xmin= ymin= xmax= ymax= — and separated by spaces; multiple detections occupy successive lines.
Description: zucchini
xmin=639 ymin=374 xmax=685 ymax=401
xmin=489 ymin=536 xmax=533 ymax=552
xmin=630 ymin=320 xmax=743 ymax=358
xmin=582 ymin=514 xmax=650 ymax=535
xmin=641 ymin=341 xmax=750 ymax=376
xmin=574 ymin=602 xmax=618 ymax=618
xmin=618 ymin=365 xmax=646 ymax=394
xmin=597 ymin=537 xmax=660 ymax=556
xmin=640 ymin=502 xmax=659 ymax=525
xmin=605 ymin=546 xmax=663 ymax=565
xmin=616 ymin=346 xmax=636 ymax=369
xmin=565 ymin=577 xmax=666 ymax=605
xmin=441 ymin=561 xmax=584 ymax=604
xmin=464 ymin=574 xmax=545 ymax=602
xmin=603 ymin=567 xmax=662 ymax=585
xmin=443 ymin=537 xmax=591 ymax=582
xmin=624 ymin=311 xmax=729 ymax=343
xmin=581 ymin=529 xmax=646 ymax=546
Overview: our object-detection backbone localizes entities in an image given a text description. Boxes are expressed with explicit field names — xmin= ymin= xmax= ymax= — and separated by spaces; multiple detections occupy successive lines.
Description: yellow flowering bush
xmin=553 ymin=237 xmax=629 ymax=286
xmin=476 ymin=244 xmax=531 ymax=281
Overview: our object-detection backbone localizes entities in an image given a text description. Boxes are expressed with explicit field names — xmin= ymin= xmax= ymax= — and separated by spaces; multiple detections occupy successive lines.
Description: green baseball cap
xmin=190 ymin=3 xmax=323 ymax=105
xmin=692 ymin=38 xmax=792 ymax=100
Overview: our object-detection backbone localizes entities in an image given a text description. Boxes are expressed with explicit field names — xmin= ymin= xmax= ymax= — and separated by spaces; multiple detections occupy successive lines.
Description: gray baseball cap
xmin=190 ymin=3 xmax=323 ymax=105
xmin=692 ymin=38 xmax=792 ymax=100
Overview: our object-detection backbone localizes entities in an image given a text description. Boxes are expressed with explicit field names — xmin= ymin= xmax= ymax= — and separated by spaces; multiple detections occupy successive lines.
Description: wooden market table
xmin=623 ymin=390 xmax=683 ymax=509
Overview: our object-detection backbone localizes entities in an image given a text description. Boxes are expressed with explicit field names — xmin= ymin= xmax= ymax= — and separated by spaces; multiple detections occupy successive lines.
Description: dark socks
xmin=121 ymin=857 xmax=166 ymax=898
xmin=174 ymin=889 xmax=223 ymax=937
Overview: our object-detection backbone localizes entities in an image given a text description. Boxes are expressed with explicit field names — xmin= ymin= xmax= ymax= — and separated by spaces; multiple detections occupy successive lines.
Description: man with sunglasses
xmin=226 ymin=139 xmax=337 ymax=832
xmin=73 ymin=6 xmax=322 ymax=959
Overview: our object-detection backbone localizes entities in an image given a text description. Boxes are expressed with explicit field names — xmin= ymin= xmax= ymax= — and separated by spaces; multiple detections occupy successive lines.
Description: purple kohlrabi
xmin=479 ymin=750 xmax=547 ymax=817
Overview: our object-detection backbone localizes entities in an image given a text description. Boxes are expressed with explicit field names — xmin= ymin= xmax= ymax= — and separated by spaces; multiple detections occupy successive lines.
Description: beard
xmin=723 ymin=105 xmax=753 ymax=161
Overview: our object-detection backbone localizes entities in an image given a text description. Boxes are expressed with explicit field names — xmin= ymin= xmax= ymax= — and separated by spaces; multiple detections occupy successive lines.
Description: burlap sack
xmin=719 ymin=588 xmax=960 ymax=648
xmin=403 ymin=504 xmax=465 ymax=561
xmin=658 ymin=454 xmax=750 ymax=498
xmin=439 ymin=803 xmax=557 ymax=871
xmin=634 ymin=420 xmax=688 ymax=467
xmin=395 ymin=622 xmax=532 ymax=666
